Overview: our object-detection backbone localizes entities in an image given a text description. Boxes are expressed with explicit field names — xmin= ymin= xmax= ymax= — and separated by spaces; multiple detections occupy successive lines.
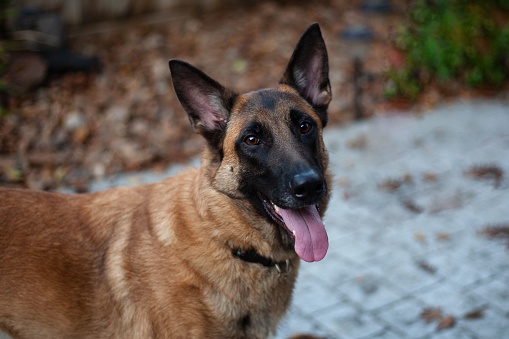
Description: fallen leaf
xmin=436 ymin=232 xmax=450 ymax=241
xmin=436 ymin=315 xmax=456 ymax=331
xmin=378 ymin=178 xmax=403 ymax=192
xmin=421 ymin=308 xmax=442 ymax=323
xmin=463 ymin=306 xmax=488 ymax=320
xmin=231 ymin=58 xmax=248 ymax=74
xmin=479 ymin=224 xmax=509 ymax=247
xmin=378 ymin=174 xmax=413 ymax=192
xmin=402 ymin=199 xmax=424 ymax=213
xmin=416 ymin=260 xmax=436 ymax=274
xmin=422 ymin=172 xmax=438 ymax=182
xmin=289 ymin=335 xmax=327 ymax=339
xmin=464 ymin=164 xmax=504 ymax=188
xmin=414 ymin=231 xmax=426 ymax=242
xmin=5 ymin=167 xmax=24 ymax=182
xmin=479 ymin=224 xmax=509 ymax=239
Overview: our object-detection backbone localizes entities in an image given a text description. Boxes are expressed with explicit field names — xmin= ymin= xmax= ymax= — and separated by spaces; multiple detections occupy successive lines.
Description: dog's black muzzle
xmin=289 ymin=169 xmax=325 ymax=204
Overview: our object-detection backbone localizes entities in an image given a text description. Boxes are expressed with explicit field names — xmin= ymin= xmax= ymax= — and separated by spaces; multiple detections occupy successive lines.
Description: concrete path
xmin=81 ymin=99 xmax=509 ymax=338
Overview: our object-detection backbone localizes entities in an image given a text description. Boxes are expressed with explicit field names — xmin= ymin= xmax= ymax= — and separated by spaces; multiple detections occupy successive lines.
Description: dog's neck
xmin=195 ymin=151 xmax=294 ymax=276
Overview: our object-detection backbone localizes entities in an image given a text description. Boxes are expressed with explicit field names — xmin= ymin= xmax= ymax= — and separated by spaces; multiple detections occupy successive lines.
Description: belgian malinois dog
xmin=0 ymin=23 xmax=332 ymax=338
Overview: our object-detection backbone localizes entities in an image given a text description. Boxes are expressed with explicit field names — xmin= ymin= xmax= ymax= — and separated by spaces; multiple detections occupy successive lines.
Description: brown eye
xmin=300 ymin=122 xmax=312 ymax=134
xmin=244 ymin=135 xmax=260 ymax=146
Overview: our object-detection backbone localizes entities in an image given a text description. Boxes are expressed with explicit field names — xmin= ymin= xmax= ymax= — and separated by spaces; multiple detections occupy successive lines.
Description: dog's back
xmin=0 ymin=176 xmax=200 ymax=338
xmin=0 ymin=187 xmax=136 ymax=338
xmin=0 ymin=173 xmax=212 ymax=338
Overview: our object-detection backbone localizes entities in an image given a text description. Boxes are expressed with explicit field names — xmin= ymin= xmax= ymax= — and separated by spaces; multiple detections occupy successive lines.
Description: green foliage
xmin=386 ymin=0 xmax=509 ymax=100
xmin=384 ymin=68 xmax=421 ymax=100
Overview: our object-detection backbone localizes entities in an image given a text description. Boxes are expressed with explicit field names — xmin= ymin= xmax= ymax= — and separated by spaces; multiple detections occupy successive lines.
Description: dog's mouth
xmin=260 ymin=194 xmax=328 ymax=262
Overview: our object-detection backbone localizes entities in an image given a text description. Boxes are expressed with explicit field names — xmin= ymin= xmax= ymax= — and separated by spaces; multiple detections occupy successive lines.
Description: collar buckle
xmin=274 ymin=259 xmax=291 ymax=277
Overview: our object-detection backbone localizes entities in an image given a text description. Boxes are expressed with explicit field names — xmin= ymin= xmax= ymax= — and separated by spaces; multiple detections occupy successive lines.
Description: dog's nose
xmin=290 ymin=170 xmax=324 ymax=200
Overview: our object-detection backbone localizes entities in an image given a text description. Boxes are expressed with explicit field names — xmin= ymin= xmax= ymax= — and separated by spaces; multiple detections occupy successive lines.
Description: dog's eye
xmin=300 ymin=122 xmax=312 ymax=134
xmin=244 ymin=135 xmax=260 ymax=146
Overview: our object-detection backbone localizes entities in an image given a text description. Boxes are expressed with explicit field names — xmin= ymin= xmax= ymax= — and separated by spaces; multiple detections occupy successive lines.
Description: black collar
xmin=232 ymin=248 xmax=291 ymax=275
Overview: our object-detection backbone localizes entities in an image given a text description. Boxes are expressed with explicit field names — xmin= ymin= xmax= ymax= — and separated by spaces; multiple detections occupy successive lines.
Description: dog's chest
xmin=204 ymin=269 xmax=296 ymax=338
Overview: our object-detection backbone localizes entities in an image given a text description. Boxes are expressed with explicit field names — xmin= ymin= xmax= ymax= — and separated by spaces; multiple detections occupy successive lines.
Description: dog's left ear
xmin=280 ymin=23 xmax=331 ymax=127
xmin=169 ymin=59 xmax=237 ymax=148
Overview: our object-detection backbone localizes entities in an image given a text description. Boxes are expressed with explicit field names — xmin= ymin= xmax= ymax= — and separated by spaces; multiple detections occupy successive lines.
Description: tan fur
xmin=0 ymin=163 xmax=301 ymax=338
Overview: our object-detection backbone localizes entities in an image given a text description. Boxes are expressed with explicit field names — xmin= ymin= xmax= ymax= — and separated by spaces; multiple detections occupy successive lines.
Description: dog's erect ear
xmin=169 ymin=60 xmax=237 ymax=146
xmin=280 ymin=23 xmax=331 ymax=127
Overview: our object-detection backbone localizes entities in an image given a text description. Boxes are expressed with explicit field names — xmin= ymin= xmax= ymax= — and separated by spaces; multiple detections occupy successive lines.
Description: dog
xmin=0 ymin=23 xmax=332 ymax=339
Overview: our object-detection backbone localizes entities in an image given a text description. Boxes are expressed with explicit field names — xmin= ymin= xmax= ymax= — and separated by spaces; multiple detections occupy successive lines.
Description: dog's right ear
xmin=280 ymin=23 xmax=331 ymax=127
xmin=169 ymin=60 xmax=237 ymax=146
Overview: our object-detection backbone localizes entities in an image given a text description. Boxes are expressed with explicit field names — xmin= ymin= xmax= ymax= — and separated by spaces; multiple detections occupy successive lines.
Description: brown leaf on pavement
xmin=463 ymin=306 xmax=488 ymax=320
xmin=464 ymin=164 xmax=504 ymax=188
xmin=436 ymin=315 xmax=456 ymax=331
xmin=420 ymin=308 xmax=443 ymax=324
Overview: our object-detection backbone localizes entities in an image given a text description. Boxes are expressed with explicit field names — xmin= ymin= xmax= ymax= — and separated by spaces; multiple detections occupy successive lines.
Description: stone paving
xmin=65 ymin=99 xmax=509 ymax=338
xmin=275 ymin=99 xmax=509 ymax=339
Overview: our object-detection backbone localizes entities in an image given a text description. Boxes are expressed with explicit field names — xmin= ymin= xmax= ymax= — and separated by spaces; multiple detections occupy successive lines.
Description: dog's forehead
xmin=232 ymin=87 xmax=316 ymax=122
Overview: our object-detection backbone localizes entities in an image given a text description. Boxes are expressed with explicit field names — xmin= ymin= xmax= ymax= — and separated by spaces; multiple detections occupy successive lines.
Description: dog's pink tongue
xmin=278 ymin=205 xmax=328 ymax=262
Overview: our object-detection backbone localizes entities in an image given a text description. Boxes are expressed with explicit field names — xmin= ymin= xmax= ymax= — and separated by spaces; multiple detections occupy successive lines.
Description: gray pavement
xmin=275 ymin=99 xmax=509 ymax=339
xmin=72 ymin=99 xmax=509 ymax=338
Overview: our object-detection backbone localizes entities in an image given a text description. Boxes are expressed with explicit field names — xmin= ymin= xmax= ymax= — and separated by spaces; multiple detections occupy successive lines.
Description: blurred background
xmin=0 ymin=0 xmax=508 ymax=191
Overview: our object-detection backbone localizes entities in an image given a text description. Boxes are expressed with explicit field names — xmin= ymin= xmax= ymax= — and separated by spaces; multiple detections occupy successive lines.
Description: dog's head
xmin=169 ymin=23 xmax=331 ymax=262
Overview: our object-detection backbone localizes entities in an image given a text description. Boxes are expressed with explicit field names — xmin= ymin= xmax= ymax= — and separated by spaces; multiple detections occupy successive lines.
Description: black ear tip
xmin=169 ymin=59 xmax=196 ymax=75
xmin=168 ymin=59 xmax=177 ymax=73
xmin=299 ymin=23 xmax=325 ymax=46
xmin=306 ymin=22 xmax=322 ymax=35
xmin=309 ymin=22 xmax=320 ymax=30
xmin=168 ymin=59 xmax=183 ymax=72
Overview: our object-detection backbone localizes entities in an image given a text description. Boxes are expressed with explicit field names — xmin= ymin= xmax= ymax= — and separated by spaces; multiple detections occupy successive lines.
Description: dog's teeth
xmin=292 ymin=230 xmax=296 ymax=236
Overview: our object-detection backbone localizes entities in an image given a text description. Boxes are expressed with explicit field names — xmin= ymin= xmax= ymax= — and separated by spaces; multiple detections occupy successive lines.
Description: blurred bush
xmin=385 ymin=0 xmax=509 ymax=100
